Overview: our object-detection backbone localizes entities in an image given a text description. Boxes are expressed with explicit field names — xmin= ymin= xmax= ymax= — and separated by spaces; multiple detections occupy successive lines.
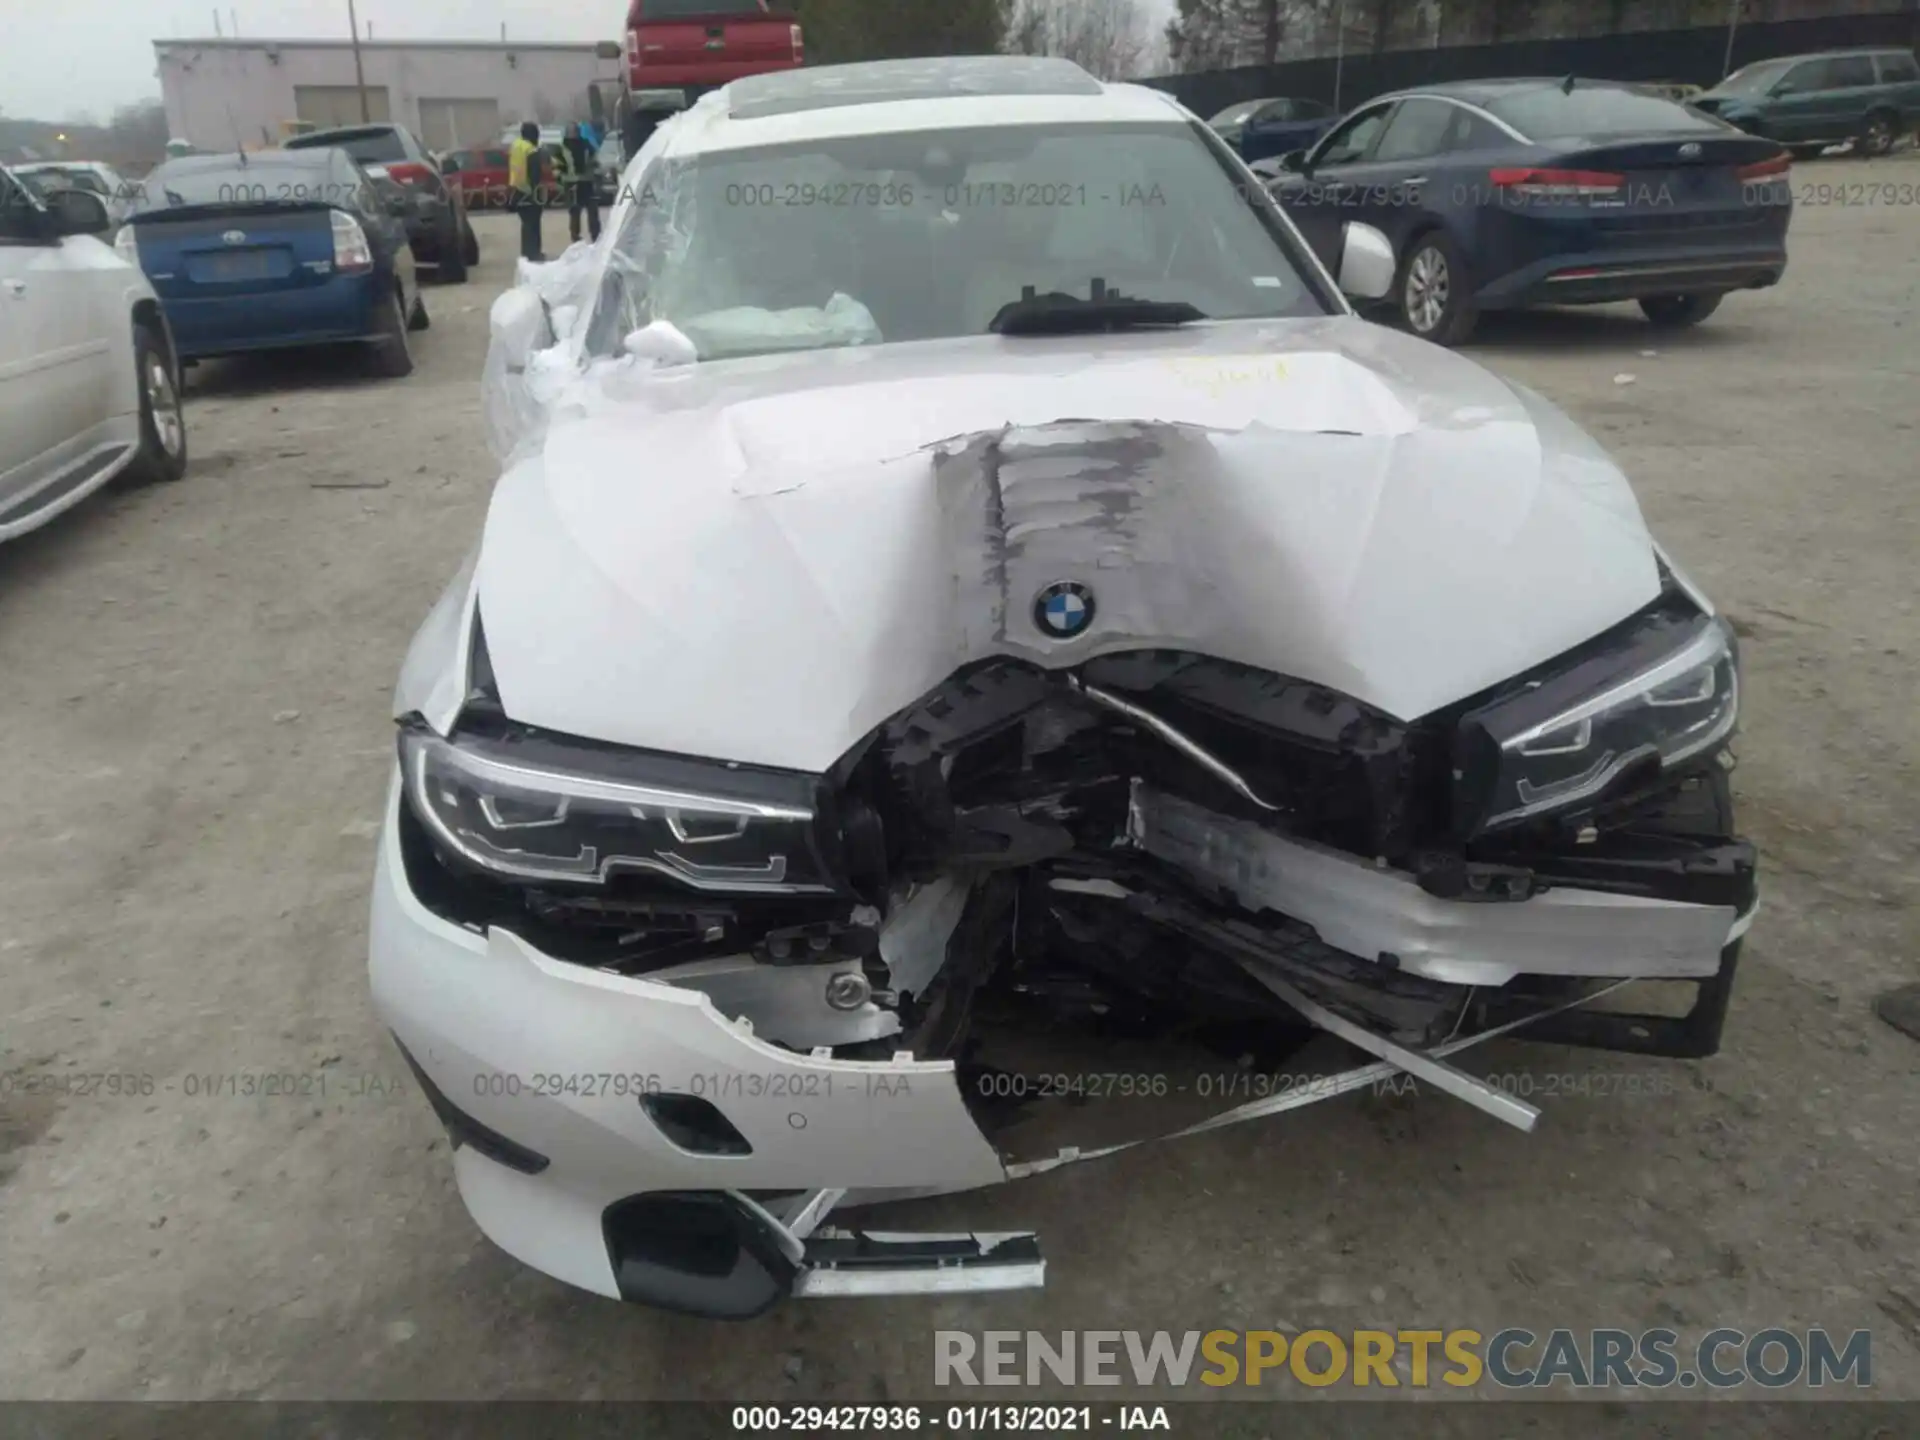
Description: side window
xmin=1879 ymin=53 xmax=1919 ymax=83
xmin=1826 ymin=56 xmax=1878 ymax=88
xmin=0 ymin=170 xmax=46 ymax=243
xmin=1372 ymin=98 xmax=1457 ymax=161
xmin=1296 ymin=99 xmax=1333 ymax=119
xmin=1783 ymin=60 xmax=1832 ymax=92
xmin=1315 ymin=106 xmax=1391 ymax=166
xmin=1442 ymin=106 xmax=1509 ymax=153
xmin=483 ymin=149 xmax=510 ymax=167
xmin=1258 ymin=100 xmax=1297 ymax=123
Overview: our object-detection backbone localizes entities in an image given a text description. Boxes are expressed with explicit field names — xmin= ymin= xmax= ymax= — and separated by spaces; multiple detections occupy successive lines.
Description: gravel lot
xmin=3 ymin=160 xmax=1917 ymax=1407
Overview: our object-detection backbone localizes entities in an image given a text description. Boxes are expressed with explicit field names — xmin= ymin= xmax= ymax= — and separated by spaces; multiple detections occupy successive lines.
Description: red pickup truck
xmin=619 ymin=0 xmax=802 ymax=152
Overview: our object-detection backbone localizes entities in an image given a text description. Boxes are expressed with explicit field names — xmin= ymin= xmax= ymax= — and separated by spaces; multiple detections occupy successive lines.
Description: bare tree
xmin=1004 ymin=0 xmax=1156 ymax=78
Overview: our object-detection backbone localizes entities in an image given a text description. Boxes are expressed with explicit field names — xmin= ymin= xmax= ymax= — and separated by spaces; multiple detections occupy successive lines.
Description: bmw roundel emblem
xmin=1034 ymin=581 xmax=1096 ymax=639
xmin=222 ymin=229 xmax=248 ymax=245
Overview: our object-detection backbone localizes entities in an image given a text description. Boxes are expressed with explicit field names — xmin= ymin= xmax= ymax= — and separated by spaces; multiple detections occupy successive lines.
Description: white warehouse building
xmin=154 ymin=37 xmax=619 ymax=153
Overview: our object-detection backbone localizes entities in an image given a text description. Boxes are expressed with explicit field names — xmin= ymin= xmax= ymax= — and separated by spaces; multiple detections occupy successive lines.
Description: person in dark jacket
xmin=508 ymin=120 xmax=546 ymax=262
xmin=557 ymin=122 xmax=601 ymax=245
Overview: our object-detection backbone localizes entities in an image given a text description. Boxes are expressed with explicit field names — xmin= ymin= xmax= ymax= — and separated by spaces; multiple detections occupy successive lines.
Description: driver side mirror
xmin=47 ymin=187 xmax=111 ymax=238
xmin=1280 ymin=148 xmax=1310 ymax=175
xmin=1336 ymin=222 xmax=1395 ymax=302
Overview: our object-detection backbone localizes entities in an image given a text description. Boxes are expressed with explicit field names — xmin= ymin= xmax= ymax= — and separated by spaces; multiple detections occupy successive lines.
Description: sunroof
xmin=726 ymin=56 xmax=1103 ymax=120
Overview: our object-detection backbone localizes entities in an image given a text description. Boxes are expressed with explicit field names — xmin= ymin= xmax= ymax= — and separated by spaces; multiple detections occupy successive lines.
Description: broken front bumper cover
xmin=370 ymin=775 xmax=1754 ymax=1317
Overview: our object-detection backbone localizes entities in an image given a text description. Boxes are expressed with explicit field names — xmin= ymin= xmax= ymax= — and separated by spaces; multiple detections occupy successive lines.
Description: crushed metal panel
xmin=1129 ymin=783 xmax=1737 ymax=985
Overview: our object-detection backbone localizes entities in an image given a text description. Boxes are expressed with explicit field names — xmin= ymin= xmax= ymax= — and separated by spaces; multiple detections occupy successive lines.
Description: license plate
xmin=198 ymin=250 xmax=273 ymax=282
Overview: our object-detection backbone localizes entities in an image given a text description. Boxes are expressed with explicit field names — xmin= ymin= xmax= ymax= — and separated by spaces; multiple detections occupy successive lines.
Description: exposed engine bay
xmin=398 ymin=599 xmax=1757 ymax=1155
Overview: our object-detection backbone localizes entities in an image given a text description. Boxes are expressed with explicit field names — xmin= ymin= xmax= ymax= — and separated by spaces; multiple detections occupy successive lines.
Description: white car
xmin=1 ymin=166 xmax=187 ymax=543
xmin=372 ymin=57 xmax=1757 ymax=1318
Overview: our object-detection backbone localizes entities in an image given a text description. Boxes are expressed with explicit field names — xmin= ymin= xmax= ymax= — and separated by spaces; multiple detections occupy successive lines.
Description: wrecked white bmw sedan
xmin=370 ymin=57 xmax=1757 ymax=1317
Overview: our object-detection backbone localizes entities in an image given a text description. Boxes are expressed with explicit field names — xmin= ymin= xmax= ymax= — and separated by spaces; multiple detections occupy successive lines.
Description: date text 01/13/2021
xmin=730 ymin=1405 xmax=1172 ymax=1431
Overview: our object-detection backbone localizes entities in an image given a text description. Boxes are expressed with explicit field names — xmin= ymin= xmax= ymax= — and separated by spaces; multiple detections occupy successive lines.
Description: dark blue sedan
xmin=1207 ymin=96 xmax=1339 ymax=163
xmin=1267 ymin=78 xmax=1793 ymax=345
xmin=114 ymin=148 xmax=427 ymax=378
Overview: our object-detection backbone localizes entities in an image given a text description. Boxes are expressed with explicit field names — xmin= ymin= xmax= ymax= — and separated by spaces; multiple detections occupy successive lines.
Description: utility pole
xmin=1333 ymin=0 xmax=1347 ymax=112
xmin=1722 ymin=0 xmax=1741 ymax=81
xmin=347 ymin=0 xmax=371 ymax=121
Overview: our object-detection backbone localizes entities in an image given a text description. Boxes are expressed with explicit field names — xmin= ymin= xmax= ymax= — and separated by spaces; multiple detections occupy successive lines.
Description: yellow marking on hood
xmin=1162 ymin=356 xmax=1291 ymax=397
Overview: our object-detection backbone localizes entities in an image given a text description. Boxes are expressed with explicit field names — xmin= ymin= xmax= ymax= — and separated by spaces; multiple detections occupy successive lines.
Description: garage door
xmin=418 ymin=98 xmax=503 ymax=153
xmin=294 ymin=85 xmax=392 ymax=127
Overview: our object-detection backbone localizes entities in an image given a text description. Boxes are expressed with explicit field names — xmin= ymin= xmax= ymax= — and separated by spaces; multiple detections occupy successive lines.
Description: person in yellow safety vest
xmin=556 ymin=121 xmax=602 ymax=246
xmin=507 ymin=121 xmax=546 ymax=263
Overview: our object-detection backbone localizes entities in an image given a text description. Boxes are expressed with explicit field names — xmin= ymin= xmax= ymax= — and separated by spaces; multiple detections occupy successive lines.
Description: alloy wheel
xmin=146 ymin=358 xmax=184 ymax=459
xmin=1406 ymin=246 xmax=1450 ymax=334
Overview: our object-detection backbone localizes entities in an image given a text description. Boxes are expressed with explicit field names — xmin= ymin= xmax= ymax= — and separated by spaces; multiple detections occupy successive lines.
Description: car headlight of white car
xmin=398 ymin=724 xmax=839 ymax=894
xmin=1455 ymin=609 xmax=1739 ymax=837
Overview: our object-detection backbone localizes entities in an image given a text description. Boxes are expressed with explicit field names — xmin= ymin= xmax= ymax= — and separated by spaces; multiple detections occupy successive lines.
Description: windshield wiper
xmin=990 ymin=280 xmax=1205 ymax=336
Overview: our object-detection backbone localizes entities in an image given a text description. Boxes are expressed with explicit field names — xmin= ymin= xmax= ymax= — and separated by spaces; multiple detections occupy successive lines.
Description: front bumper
xmin=369 ymin=781 xmax=1006 ymax=1306
xmin=372 ymin=759 xmax=1756 ymax=1314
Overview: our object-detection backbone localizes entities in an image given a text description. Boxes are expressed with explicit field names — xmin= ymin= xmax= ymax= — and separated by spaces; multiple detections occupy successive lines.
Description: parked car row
xmin=0 ymin=125 xmax=464 ymax=543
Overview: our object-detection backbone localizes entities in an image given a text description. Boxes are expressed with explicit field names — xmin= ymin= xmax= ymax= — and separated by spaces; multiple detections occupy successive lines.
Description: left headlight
xmin=398 ymin=725 xmax=839 ymax=894
xmin=1455 ymin=611 xmax=1739 ymax=837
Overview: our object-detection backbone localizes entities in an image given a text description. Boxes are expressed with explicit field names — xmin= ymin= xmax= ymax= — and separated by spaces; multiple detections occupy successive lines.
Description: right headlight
xmin=1455 ymin=610 xmax=1739 ymax=838
xmin=398 ymin=724 xmax=839 ymax=894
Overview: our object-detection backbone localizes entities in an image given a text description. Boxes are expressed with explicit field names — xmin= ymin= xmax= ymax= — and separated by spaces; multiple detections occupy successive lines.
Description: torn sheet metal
xmin=651 ymin=953 xmax=900 ymax=1049
xmin=1002 ymin=981 xmax=1630 ymax=1181
xmin=1232 ymin=957 xmax=1541 ymax=1131
xmin=1128 ymin=783 xmax=1741 ymax=985
xmin=474 ymin=318 xmax=1661 ymax=773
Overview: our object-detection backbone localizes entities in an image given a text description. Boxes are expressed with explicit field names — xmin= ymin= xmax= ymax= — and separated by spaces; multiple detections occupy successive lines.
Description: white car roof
xmin=661 ymin=57 xmax=1191 ymax=160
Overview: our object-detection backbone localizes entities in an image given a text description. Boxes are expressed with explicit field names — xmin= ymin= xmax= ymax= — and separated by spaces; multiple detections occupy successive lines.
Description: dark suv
xmin=285 ymin=123 xmax=479 ymax=281
xmin=1694 ymin=48 xmax=1920 ymax=157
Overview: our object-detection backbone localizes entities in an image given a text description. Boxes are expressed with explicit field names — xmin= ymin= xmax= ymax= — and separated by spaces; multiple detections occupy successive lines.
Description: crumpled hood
xmin=474 ymin=316 xmax=1661 ymax=771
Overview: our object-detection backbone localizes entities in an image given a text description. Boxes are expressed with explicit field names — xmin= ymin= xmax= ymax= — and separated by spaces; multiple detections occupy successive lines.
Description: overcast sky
xmin=3 ymin=0 xmax=1179 ymax=124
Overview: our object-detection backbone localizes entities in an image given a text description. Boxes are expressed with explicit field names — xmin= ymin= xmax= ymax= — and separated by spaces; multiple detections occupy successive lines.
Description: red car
xmin=620 ymin=0 xmax=802 ymax=153
xmin=437 ymin=146 xmax=511 ymax=211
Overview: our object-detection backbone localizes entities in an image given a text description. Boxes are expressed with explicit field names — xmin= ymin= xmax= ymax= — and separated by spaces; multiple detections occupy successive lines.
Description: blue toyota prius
xmin=114 ymin=147 xmax=427 ymax=378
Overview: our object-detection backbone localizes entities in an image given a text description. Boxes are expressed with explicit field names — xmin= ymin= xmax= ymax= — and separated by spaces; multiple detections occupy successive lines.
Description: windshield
xmin=1486 ymin=84 xmax=1726 ymax=138
xmin=291 ymin=128 xmax=405 ymax=164
xmin=1708 ymin=60 xmax=1795 ymax=97
xmin=125 ymin=158 xmax=340 ymax=215
xmin=584 ymin=120 xmax=1328 ymax=362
